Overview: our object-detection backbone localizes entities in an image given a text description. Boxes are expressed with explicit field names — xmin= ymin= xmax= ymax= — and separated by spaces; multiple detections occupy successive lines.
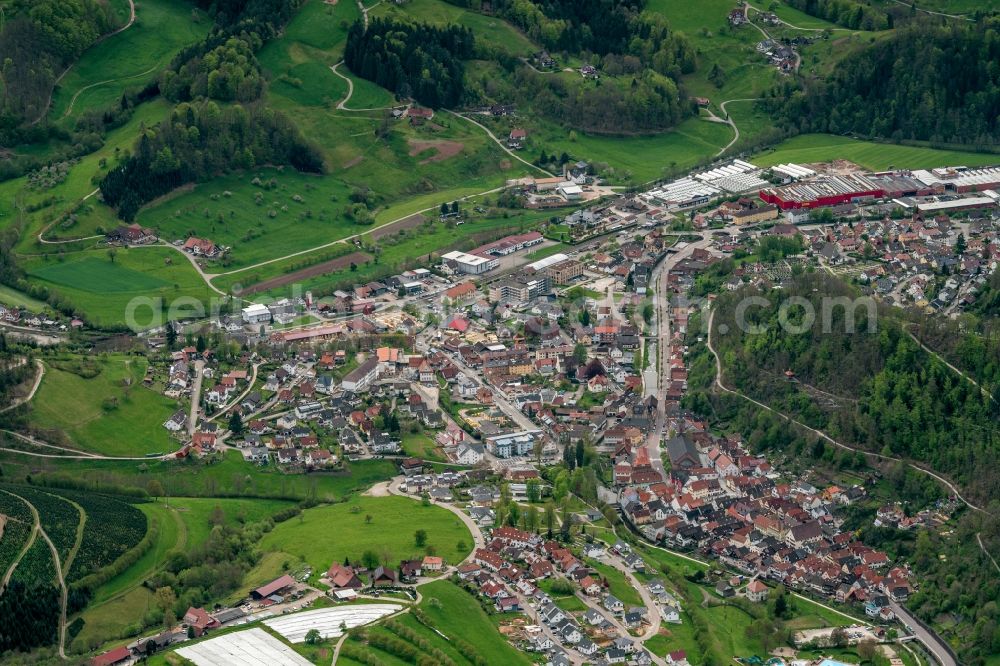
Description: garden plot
xmin=176 ymin=627 xmax=311 ymax=666
xmin=263 ymin=604 xmax=402 ymax=642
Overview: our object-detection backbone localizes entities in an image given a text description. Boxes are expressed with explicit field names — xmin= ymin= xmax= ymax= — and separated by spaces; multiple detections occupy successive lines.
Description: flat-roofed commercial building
xmin=442 ymin=250 xmax=499 ymax=275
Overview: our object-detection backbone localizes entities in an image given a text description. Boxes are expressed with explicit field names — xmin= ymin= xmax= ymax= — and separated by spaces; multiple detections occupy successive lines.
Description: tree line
xmin=763 ymin=17 xmax=1000 ymax=147
xmin=344 ymin=18 xmax=474 ymax=109
xmin=784 ymin=0 xmax=891 ymax=30
xmin=100 ymin=100 xmax=324 ymax=221
xmin=161 ymin=0 xmax=302 ymax=104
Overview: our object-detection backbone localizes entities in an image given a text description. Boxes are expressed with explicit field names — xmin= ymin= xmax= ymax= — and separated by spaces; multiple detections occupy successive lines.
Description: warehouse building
xmin=759 ymin=174 xmax=883 ymax=210
xmin=442 ymin=250 xmax=499 ymax=275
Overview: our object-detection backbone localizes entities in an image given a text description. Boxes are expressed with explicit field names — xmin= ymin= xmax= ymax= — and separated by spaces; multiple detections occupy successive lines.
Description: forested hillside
xmin=707 ymin=273 xmax=1000 ymax=503
xmin=344 ymin=19 xmax=475 ymax=108
xmin=680 ymin=273 xmax=1000 ymax=662
xmin=0 ymin=0 xmax=119 ymax=127
xmin=362 ymin=0 xmax=695 ymax=133
xmin=764 ymin=17 xmax=1000 ymax=147
xmin=100 ymin=101 xmax=324 ymax=221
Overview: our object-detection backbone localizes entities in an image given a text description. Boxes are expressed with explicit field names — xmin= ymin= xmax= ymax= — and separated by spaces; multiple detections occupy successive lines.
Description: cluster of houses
xmin=458 ymin=526 xmax=670 ymax=665
xmin=602 ymin=258 xmax=917 ymax=627
xmin=796 ymin=212 xmax=999 ymax=313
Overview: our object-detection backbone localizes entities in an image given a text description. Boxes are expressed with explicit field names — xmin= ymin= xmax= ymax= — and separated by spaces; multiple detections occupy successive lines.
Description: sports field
xmin=752 ymin=134 xmax=1000 ymax=170
xmin=29 ymin=354 xmax=180 ymax=457
xmin=259 ymin=495 xmax=472 ymax=575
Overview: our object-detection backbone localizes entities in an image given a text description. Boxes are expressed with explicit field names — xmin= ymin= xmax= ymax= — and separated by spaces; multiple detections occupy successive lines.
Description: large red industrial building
xmin=760 ymin=166 xmax=1000 ymax=211
xmin=759 ymin=174 xmax=884 ymax=210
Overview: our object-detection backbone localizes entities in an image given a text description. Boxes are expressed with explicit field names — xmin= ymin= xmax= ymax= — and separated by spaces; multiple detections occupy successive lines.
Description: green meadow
xmin=29 ymin=354 xmax=181 ymax=457
xmin=403 ymin=580 xmax=534 ymax=665
xmin=24 ymin=246 xmax=217 ymax=328
xmin=134 ymin=168 xmax=356 ymax=269
xmin=0 ymin=449 xmax=399 ymax=503
xmin=372 ymin=0 xmax=539 ymax=57
xmin=752 ymin=134 xmax=1000 ymax=170
xmin=260 ymin=495 xmax=473 ymax=573
xmin=50 ymin=0 xmax=210 ymax=123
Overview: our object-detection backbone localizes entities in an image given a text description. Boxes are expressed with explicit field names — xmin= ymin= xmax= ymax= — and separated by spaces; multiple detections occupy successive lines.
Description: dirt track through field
xmin=241 ymin=251 xmax=372 ymax=294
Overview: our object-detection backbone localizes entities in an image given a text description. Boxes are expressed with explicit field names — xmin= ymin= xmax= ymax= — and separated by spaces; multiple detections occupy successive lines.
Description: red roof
xmin=92 ymin=646 xmax=130 ymax=666
xmin=445 ymin=281 xmax=477 ymax=299
xmin=252 ymin=573 xmax=295 ymax=598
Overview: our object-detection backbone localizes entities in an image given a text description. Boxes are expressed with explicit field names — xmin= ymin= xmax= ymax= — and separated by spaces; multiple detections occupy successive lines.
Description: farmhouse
xmin=326 ymin=563 xmax=363 ymax=590
xmin=183 ymin=236 xmax=219 ymax=257
xmin=91 ymin=646 xmax=131 ymax=666
xmin=106 ymin=223 xmax=156 ymax=245
xmin=508 ymin=128 xmax=528 ymax=149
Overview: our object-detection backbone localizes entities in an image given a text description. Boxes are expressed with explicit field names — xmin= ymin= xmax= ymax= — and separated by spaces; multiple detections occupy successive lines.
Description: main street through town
xmin=642 ymin=231 xmax=716 ymax=479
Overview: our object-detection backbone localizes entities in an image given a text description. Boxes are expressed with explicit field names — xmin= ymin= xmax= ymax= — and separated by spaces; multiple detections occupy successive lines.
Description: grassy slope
xmin=169 ymin=497 xmax=295 ymax=549
xmin=752 ymin=134 xmax=1000 ymax=170
xmin=259 ymin=495 xmax=472 ymax=574
xmin=0 ymin=449 xmax=397 ymax=501
xmin=23 ymin=246 xmax=217 ymax=329
xmin=29 ymin=354 xmax=181 ymax=456
xmin=134 ymin=168 xmax=355 ymax=270
xmin=371 ymin=0 xmax=538 ymax=57
xmin=50 ymin=0 xmax=209 ymax=123
xmin=414 ymin=580 xmax=533 ymax=665
xmin=127 ymin=0 xmax=536 ymax=279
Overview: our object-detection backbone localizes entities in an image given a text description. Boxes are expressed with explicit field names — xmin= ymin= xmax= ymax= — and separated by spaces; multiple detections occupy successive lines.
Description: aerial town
xmin=1 ymin=1 xmax=998 ymax=665
xmin=47 ymin=156 xmax=990 ymax=666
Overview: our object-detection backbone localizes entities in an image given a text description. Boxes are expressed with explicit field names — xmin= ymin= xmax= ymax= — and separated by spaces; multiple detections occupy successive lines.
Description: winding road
xmin=30 ymin=0 xmax=138 ymax=125
xmin=703 ymin=306 xmax=978 ymax=666
xmin=0 ymin=359 xmax=44 ymax=414
xmin=446 ymin=111 xmax=555 ymax=177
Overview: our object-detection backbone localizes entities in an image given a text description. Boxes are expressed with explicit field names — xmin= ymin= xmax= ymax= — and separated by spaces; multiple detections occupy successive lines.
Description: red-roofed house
xmin=91 ymin=646 xmax=131 ymax=666
xmin=184 ymin=606 xmax=220 ymax=636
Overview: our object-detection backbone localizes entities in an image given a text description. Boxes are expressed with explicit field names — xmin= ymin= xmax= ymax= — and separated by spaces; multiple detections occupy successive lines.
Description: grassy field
xmin=211 ymin=210 xmax=545 ymax=296
xmin=49 ymin=0 xmax=209 ymax=123
xmin=400 ymin=431 xmax=445 ymax=461
xmin=0 ymin=284 xmax=50 ymax=312
xmin=371 ymin=0 xmax=539 ymax=57
xmin=169 ymin=497 xmax=295 ymax=548
xmin=260 ymin=495 xmax=472 ymax=575
xmin=72 ymin=497 xmax=298 ymax=652
xmin=408 ymin=580 xmax=533 ymax=665
xmin=0 ymin=448 xmax=398 ymax=502
xmin=134 ymin=168 xmax=356 ymax=269
xmin=257 ymin=0 xmax=359 ymax=108
xmin=29 ymin=354 xmax=181 ymax=456
xmin=752 ymin=134 xmax=1000 ymax=170
xmin=23 ymin=246 xmax=216 ymax=329
xmin=588 ymin=559 xmax=642 ymax=607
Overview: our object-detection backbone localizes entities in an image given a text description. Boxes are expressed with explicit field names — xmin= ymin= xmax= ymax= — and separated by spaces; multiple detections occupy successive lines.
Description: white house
xmin=455 ymin=443 xmax=485 ymax=465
